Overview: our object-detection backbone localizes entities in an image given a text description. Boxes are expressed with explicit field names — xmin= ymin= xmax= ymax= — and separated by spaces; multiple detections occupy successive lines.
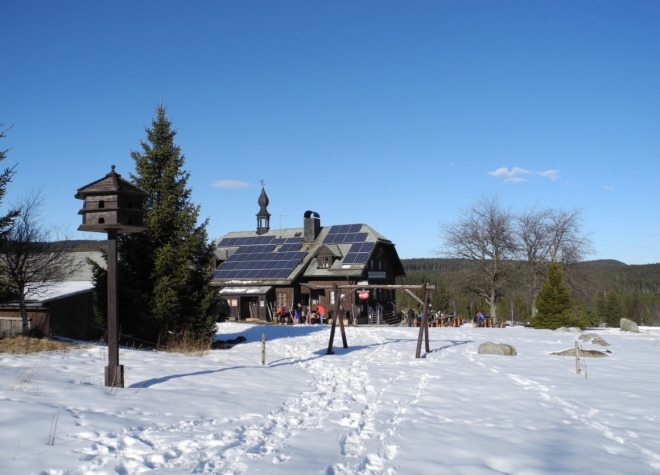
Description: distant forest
xmin=396 ymin=258 xmax=660 ymax=326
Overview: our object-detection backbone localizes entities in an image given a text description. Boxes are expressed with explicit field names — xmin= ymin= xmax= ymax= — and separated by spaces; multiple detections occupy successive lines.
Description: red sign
xmin=358 ymin=291 xmax=369 ymax=300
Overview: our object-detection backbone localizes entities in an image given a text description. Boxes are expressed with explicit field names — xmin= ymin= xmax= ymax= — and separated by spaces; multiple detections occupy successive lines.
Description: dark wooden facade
xmin=0 ymin=290 xmax=102 ymax=340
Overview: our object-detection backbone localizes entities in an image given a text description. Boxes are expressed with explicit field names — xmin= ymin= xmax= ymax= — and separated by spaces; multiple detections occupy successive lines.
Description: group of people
xmin=275 ymin=303 xmax=326 ymax=325
xmin=473 ymin=310 xmax=487 ymax=327
xmin=406 ymin=307 xmax=461 ymax=327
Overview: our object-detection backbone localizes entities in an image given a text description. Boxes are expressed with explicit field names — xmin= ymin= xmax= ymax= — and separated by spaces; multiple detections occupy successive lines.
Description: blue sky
xmin=2 ymin=1 xmax=658 ymax=264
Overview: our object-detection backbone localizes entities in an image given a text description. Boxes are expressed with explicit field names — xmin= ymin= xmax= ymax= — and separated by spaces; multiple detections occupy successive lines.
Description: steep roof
xmin=212 ymin=222 xmax=404 ymax=285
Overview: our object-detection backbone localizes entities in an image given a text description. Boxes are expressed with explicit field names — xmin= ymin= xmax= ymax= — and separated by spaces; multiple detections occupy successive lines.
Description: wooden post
xmin=105 ymin=229 xmax=123 ymax=387
xmin=575 ymin=341 xmax=581 ymax=374
xmin=423 ymin=286 xmax=430 ymax=353
xmin=327 ymin=284 xmax=349 ymax=354
xmin=337 ymin=285 xmax=348 ymax=348
xmin=415 ymin=284 xmax=430 ymax=358
xmin=326 ymin=308 xmax=337 ymax=355
xmin=262 ymin=333 xmax=266 ymax=365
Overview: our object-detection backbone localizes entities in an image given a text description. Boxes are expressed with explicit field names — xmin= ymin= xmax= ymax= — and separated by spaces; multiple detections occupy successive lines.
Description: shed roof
xmin=23 ymin=281 xmax=94 ymax=304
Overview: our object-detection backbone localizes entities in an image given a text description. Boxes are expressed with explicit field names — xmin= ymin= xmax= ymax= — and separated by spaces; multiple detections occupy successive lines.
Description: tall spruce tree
xmin=604 ymin=289 xmax=622 ymax=327
xmin=0 ymin=125 xmax=20 ymax=301
xmin=533 ymin=262 xmax=580 ymax=329
xmin=0 ymin=125 xmax=19 ymax=238
xmin=93 ymin=105 xmax=216 ymax=343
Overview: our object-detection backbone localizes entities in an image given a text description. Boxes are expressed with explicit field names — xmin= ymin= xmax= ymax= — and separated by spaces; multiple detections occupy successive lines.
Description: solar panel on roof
xmin=343 ymin=242 xmax=375 ymax=265
xmin=214 ymin=231 xmax=308 ymax=280
xmin=323 ymin=225 xmax=367 ymax=244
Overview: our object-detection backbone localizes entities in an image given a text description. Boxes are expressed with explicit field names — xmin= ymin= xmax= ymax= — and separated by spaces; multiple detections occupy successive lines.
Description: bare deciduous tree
xmin=439 ymin=195 xmax=517 ymax=320
xmin=0 ymin=192 xmax=81 ymax=334
xmin=515 ymin=206 xmax=593 ymax=315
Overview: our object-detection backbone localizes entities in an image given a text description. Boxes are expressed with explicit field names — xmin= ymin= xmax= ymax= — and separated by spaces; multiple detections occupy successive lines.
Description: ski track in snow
xmin=41 ymin=330 xmax=433 ymax=475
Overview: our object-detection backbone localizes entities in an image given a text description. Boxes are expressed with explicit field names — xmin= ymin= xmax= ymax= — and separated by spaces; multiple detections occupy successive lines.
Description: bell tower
xmin=256 ymin=180 xmax=270 ymax=235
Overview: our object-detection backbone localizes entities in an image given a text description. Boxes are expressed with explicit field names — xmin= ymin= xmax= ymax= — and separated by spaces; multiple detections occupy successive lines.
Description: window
xmin=277 ymin=292 xmax=287 ymax=307
xmin=98 ymin=218 xmax=105 ymax=224
xmin=318 ymin=256 xmax=331 ymax=268
xmin=330 ymin=291 xmax=335 ymax=305
xmin=230 ymin=299 xmax=238 ymax=307
xmin=98 ymin=200 xmax=105 ymax=209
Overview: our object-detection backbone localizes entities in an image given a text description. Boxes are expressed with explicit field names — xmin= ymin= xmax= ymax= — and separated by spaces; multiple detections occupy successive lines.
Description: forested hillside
xmin=397 ymin=258 xmax=660 ymax=326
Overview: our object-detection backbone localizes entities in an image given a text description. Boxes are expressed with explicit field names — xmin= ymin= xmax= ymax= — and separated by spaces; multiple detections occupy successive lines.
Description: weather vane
xmin=260 ymin=179 xmax=265 ymax=188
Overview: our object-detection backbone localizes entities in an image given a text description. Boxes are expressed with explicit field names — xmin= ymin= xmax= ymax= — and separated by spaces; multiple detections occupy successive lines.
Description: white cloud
xmin=488 ymin=167 xmax=560 ymax=183
xmin=538 ymin=169 xmax=560 ymax=180
xmin=212 ymin=180 xmax=250 ymax=189
xmin=488 ymin=167 xmax=531 ymax=178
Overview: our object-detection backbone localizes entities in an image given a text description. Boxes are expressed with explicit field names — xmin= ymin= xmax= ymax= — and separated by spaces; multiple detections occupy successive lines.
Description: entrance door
xmin=239 ymin=298 xmax=250 ymax=320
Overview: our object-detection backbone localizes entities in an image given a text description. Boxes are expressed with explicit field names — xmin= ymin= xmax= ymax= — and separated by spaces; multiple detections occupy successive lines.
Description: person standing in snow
xmin=293 ymin=304 xmax=301 ymax=324
xmin=407 ymin=308 xmax=415 ymax=327
xmin=317 ymin=304 xmax=326 ymax=324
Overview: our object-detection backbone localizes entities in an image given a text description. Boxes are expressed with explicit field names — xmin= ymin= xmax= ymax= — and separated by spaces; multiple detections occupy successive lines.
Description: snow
xmin=1 ymin=323 xmax=659 ymax=474
xmin=24 ymin=281 xmax=94 ymax=303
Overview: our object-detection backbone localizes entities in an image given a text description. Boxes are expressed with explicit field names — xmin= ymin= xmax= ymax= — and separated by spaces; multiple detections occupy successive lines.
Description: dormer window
xmin=318 ymin=256 xmax=332 ymax=269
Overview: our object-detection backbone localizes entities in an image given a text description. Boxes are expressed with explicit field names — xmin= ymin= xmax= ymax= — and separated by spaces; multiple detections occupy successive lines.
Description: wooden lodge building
xmin=212 ymin=188 xmax=406 ymax=322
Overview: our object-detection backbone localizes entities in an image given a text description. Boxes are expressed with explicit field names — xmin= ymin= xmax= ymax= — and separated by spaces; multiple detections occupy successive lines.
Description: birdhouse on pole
xmin=75 ymin=165 xmax=148 ymax=233
xmin=75 ymin=165 xmax=148 ymax=388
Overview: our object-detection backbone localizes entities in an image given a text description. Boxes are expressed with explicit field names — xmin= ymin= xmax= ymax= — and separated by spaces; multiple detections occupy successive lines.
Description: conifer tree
xmin=431 ymin=280 xmax=451 ymax=313
xmin=92 ymin=106 xmax=216 ymax=343
xmin=533 ymin=262 xmax=581 ymax=329
xmin=0 ymin=125 xmax=20 ymax=301
xmin=0 ymin=125 xmax=19 ymax=238
xmin=604 ymin=289 xmax=622 ymax=327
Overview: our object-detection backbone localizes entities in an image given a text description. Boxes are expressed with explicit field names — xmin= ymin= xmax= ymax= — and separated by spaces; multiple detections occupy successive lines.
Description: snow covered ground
xmin=1 ymin=322 xmax=659 ymax=475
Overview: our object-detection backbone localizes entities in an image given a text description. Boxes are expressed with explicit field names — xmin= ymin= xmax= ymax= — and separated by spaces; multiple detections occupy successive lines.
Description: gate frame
xmin=302 ymin=283 xmax=435 ymax=358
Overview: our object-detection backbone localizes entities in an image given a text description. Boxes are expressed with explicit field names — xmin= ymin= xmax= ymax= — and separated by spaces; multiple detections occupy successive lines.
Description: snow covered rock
xmin=550 ymin=348 xmax=608 ymax=358
xmin=211 ymin=335 xmax=247 ymax=349
xmin=591 ymin=336 xmax=610 ymax=346
xmin=579 ymin=333 xmax=598 ymax=341
xmin=478 ymin=342 xmax=517 ymax=356
xmin=555 ymin=327 xmax=581 ymax=333
xmin=579 ymin=333 xmax=610 ymax=346
xmin=620 ymin=318 xmax=639 ymax=333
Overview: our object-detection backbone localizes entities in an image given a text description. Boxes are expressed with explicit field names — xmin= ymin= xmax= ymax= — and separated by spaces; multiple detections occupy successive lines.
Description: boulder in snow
xmin=550 ymin=348 xmax=608 ymax=358
xmin=555 ymin=327 xmax=582 ymax=333
xmin=591 ymin=336 xmax=610 ymax=346
xmin=579 ymin=333 xmax=599 ymax=341
xmin=478 ymin=342 xmax=517 ymax=356
xmin=579 ymin=333 xmax=610 ymax=346
xmin=620 ymin=318 xmax=639 ymax=333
